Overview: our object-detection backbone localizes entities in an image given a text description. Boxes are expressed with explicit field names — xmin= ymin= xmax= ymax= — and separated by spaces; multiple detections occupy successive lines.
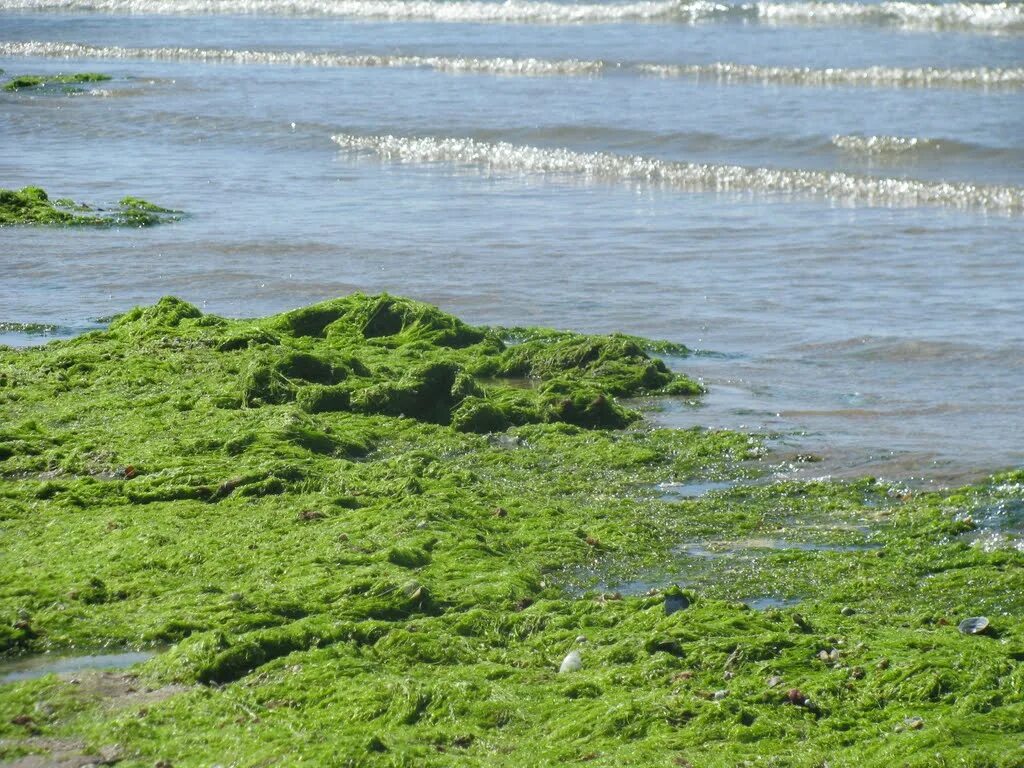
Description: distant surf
xmin=2 ymin=0 xmax=1021 ymax=33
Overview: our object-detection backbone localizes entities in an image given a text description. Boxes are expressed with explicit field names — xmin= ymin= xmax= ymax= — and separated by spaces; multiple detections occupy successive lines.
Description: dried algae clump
xmin=0 ymin=295 xmax=1021 ymax=767
xmin=0 ymin=186 xmax=181 ymax=227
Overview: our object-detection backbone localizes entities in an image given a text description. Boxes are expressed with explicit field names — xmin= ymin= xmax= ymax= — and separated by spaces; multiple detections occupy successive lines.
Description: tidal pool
xmin=0 ymin=650 xmax=158 ymax=684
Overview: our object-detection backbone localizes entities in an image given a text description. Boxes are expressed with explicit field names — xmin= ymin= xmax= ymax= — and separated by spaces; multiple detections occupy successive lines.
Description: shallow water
xmin=1 ymin=2 xmax=1021 ymax=484
xmin=0 ymin=650 xmax=157 ymax=683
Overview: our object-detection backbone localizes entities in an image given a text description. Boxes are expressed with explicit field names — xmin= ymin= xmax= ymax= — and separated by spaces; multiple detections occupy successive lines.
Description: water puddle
xmin=0 ymin=650 xmax=157 ymax=684
xmin=675 ymin=538 xmax=880 ymax=558
xmin=959 ymin=488 xmax=1024 ymax=552
xmin=741 ymin=596 xmax=802 ymax=611
xmin=655 ymin=480 xmax=737 ymax=500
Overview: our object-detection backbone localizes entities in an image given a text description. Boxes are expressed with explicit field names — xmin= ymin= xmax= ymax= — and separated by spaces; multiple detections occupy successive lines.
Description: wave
xmin=789 ymin=336 xmax=1024 ymax=363
xmin=330 ymin=133 xmax=1024 ymax=213
xmin=0 ymin=41 xmax=602 ymax=76
xmin=638 ymin=62 xmax=1024 ymax=89
xmin=2 ymin=0 xmax=1022 ymax=33
xmin=4 ymin=42 xmax=1021 ymax=91
xmin=832 ymin=134 xmax=936 ymax=155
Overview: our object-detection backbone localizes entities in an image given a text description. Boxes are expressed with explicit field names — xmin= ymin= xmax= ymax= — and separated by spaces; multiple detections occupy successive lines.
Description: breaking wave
xmin=1 ymin=0 xmax=1021 ymax=33
xmin=3 ymin=42 xmax=1021 ymax=90
xmin=638 ymin=62 xmax=1024 ymax=89
xmin=832 ymin=134 xmax=936 ymax=155
xmin=0 ymin=41 xmax=602 ymax=76
xmin=330 ymin=133 xmax=1024 ymax=212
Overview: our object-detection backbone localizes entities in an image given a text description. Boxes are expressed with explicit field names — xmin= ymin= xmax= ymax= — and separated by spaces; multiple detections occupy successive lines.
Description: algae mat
xmin=0 ymin=294 xmax=1021 ymax=767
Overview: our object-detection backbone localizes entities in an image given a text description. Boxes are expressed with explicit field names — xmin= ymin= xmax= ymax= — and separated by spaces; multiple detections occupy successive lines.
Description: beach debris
xmin=559 ymin=650 xmax=582 ymax=673
xmin=785 ymin=688 xmax=808 ymax=706
xmin=724 ymin=648 xmax=742 ymax=670
xmin=402 ymin=580 xmax=426 ymax=601
xmin=958 ymin=616 xmax=990 ymax=635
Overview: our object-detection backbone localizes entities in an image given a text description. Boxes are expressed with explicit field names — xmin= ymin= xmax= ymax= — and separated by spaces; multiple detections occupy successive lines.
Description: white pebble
xmin=559 ymin=650 xmax=582 ymax=673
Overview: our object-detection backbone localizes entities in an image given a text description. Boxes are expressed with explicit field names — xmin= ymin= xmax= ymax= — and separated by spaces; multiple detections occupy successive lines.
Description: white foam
xmin=638 ymin=62 xmax=1024 ymax=89
xmin=831 ymin=135 xmax=931 ymax=154
xmin=755 ymin=1 xmax=1024 ymax=32
xmin=331 ymin=133 xmax=1024 ymax=213
xmin=1 ymin=0 xmax=1021 ymax=33
xmin=0 ymin=41 xmax=604 ymax=76
xmin=4 ymin=42 xmax=1020 ymax=90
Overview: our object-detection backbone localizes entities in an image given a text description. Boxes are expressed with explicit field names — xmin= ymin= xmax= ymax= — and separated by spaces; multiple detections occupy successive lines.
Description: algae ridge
xmin=0 ymin=295 xmax=1020 ymax=767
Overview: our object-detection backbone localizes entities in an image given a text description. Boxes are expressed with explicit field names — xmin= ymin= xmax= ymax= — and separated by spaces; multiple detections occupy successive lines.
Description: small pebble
xmin=841 ymin=607 xmax=855 ymax=616
xmin=767 ymin=675 xmax=783 ymax=688
xmin=712 ymin=690 xmax=729 ymax=700
xmin=559 ymin=650 xmax=582 ymax=674
xmin=904 ymin=716 xmax=924 ymax=730
xmin=575 ymin=635 xmax=587 ymax=644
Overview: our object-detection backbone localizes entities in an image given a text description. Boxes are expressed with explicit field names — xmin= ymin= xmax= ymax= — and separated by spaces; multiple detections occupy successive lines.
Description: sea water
xmin=1 ymin=0 xmax=1021 ymax=483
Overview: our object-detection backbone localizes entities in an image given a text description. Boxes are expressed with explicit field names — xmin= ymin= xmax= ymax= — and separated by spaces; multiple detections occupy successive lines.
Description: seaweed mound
xmin=0 ymin=295 xmax=1020 ymax=767
xmin=0 ymin=186 xmax=180 ymax=227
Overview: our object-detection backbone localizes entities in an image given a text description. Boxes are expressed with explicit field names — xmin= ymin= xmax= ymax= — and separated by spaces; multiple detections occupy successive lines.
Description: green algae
xmin=0 ymin=187 xmax=181 ymax=228
xmin=0 ymin=295 xmax=1021 ymax=766
xmin=2 ymin=72 xmax=112 ymax=92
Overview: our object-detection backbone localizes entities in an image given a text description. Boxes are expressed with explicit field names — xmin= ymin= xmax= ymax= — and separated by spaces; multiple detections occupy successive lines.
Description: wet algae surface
xmin=0 ymin=187 xmax=180 ymax=228
xmin=2 ymin=72 xmax=111 ymax=93
xmin=0 ymin=295 xmax=1021 ymax=766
